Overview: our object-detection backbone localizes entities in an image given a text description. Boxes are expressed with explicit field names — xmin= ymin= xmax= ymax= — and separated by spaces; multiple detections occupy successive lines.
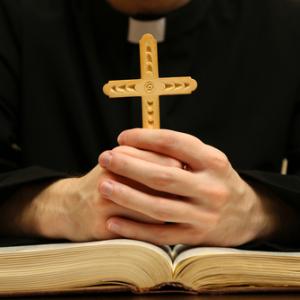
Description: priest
xmin=0 ymin=0 xmax=299 ymax=248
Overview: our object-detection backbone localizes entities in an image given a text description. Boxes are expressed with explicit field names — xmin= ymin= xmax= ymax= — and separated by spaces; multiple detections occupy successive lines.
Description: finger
xmin=118 ymin=129 xmax=229 ymax=171
xmin=111 ymin=145 xmax=182 ymax=168
xmin=99 ymin=151 xmax=197 ymax=197
xmin=107 ymin=217 xmax=194 ymax=245
xmin=99 ymin=179 xmax=199 ymax=223
xmin=102 ymin=164 xmax=226 ymax=212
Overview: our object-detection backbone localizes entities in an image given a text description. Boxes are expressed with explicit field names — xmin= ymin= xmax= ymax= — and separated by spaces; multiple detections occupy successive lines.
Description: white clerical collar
xmin=128 ymin=17 xmax=166 ymax=44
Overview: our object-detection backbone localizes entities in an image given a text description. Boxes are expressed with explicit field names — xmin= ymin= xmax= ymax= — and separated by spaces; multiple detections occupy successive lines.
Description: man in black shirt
xmin=0 ymin=0 xmax=299 ymax=247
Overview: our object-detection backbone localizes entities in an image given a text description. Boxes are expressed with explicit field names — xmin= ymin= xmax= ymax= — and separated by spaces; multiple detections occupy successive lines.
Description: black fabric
xmin=0 ymin=0 xmax=300 ymax=246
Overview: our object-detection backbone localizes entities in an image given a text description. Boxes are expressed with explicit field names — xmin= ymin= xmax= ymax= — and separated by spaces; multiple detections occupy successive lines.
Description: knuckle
xmin=194 ymin=182 xmax=211 ymax=199
xmin=210 ymin=151 xmax=230 ymax=171
xmin=110 ymin=153 xmax=127 ymax=173
xmin=151 ymin=170 xmax=175 ymax=188
xmin=156 ymin=133 xmax=178 ymax=152
xmin=112 ymin=145 xmax=129 ymax=153
xmin=209 ymin=186 xmax=230 ymax=202
xmin=165 ymin=157 xmax=182 ymax=168
xmin=112 ymin=145 xmax=136 ymax=157
xmin=151 ymin=200 xmax=171 ymax=221
xmin=116 ymin=187 xmax=130 ymax=205
xmin=191 ymin=135 xmax=203 ymax=146
xmin=153 ymin=210 xmax=171 ymax=222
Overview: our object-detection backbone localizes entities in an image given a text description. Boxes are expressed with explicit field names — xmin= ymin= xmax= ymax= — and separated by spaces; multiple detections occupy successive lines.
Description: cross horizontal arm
xmin=103 ymin=77 xmax=197 ymax=98
xmin=157 ymin=77 xmax=198 ymax=95
xmin=103 ymin=79 xmax=143 ymax=98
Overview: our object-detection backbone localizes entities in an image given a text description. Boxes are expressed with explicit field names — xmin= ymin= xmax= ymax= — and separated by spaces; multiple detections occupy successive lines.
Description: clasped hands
xmin=92 ymin=128 xmax=278 ymax=246
xmin=0 ymin=129 xmax=283 ymax=244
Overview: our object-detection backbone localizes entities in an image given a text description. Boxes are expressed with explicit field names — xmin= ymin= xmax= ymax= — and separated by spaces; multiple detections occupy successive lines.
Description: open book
xmin=0 ymin=239 xmax=300 ymax=296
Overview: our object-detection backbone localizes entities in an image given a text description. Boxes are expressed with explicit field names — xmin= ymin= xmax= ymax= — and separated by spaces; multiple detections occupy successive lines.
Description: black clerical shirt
xmin=0 ymin=0 xmax=300 ymax=245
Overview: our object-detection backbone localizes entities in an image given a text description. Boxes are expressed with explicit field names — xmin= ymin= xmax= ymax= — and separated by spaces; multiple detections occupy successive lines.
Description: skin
xmin=0 ymin=146 xmax=180 ymax=241
xmin=0 ymin=128 xmax=296 ymax=245
xmin=0 ymin=1 xmax=298 ymax=245
xmin=98 ymin=129 xmax=285 ymax=246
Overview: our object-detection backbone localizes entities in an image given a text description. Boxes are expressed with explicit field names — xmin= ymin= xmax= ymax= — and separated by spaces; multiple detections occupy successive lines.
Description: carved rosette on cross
xmin=103 ymin=34 xmax=198 ymax=129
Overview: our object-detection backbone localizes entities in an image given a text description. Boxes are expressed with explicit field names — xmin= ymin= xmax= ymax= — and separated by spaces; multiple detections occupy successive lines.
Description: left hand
xmin=98 ymin=129 xmax=279 ymax=246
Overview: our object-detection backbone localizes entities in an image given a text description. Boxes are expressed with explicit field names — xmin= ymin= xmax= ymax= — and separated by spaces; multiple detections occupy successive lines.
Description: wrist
xmin=34 ymin=177 xmax=80 ymax=239
xmin=0 ymin=177 xmax=79 ymax=239
xmin=0 ymin=180 xmax=57 ymax=237
xmin=245 ymin=182 xmax=281 ymax=242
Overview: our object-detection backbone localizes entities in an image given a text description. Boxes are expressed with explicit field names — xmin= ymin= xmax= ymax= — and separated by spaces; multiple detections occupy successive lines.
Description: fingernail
xmin=100 ymin=181 xmax=113 ymax=197
xmin=108 ymin=222 xmax=120 ymax=233
xmin=117 ymin=133 xmax=124 ymax=145
xmin=99 ymin=152 xmax=112 ymax=168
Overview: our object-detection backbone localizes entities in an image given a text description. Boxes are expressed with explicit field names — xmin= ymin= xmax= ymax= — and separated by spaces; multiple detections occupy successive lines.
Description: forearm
xmin=0 ymin=178 xmax=77 ymax=238
xmin=0 ymin=163 xmax=155 ymax=242
xmin=249 ymin=181 xmax=300 ymax=245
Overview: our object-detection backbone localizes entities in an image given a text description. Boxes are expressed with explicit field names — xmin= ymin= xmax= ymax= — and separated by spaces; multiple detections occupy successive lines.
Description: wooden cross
xmin=103 ymin=33 xmax=197 ymax=129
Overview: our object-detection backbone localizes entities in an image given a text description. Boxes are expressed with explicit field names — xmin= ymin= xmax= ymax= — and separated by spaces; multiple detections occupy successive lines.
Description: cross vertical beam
xmin=139 ymin=34 xmax=160 ymax=128
xmin=103 ymin=34 xmax=197 ymax=129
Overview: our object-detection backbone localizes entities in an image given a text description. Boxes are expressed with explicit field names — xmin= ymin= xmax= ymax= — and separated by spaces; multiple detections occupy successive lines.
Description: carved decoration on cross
xmin=103 ymin=33 xmax=198 ymax=129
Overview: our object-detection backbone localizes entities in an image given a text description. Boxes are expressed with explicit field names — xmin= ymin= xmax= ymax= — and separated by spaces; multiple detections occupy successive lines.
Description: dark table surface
xmin=6 ymin=293 xmax=300 ymax=300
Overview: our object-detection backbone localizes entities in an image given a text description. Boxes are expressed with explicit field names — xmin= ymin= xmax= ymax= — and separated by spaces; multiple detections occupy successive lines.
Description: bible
xmin=0 ymin=239 xmax=300 ymax=296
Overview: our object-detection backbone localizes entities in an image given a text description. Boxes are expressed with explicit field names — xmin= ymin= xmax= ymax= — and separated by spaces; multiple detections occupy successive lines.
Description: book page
xmin=0 ymin=239 xmax=174 ymax=293
xmin=0 ymin=239 xmax=171 ymax=257
xmin=174 ymin=246 xmax=300 ymax=267
xmin=172 ymin=247 xmax=300 ymax=292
